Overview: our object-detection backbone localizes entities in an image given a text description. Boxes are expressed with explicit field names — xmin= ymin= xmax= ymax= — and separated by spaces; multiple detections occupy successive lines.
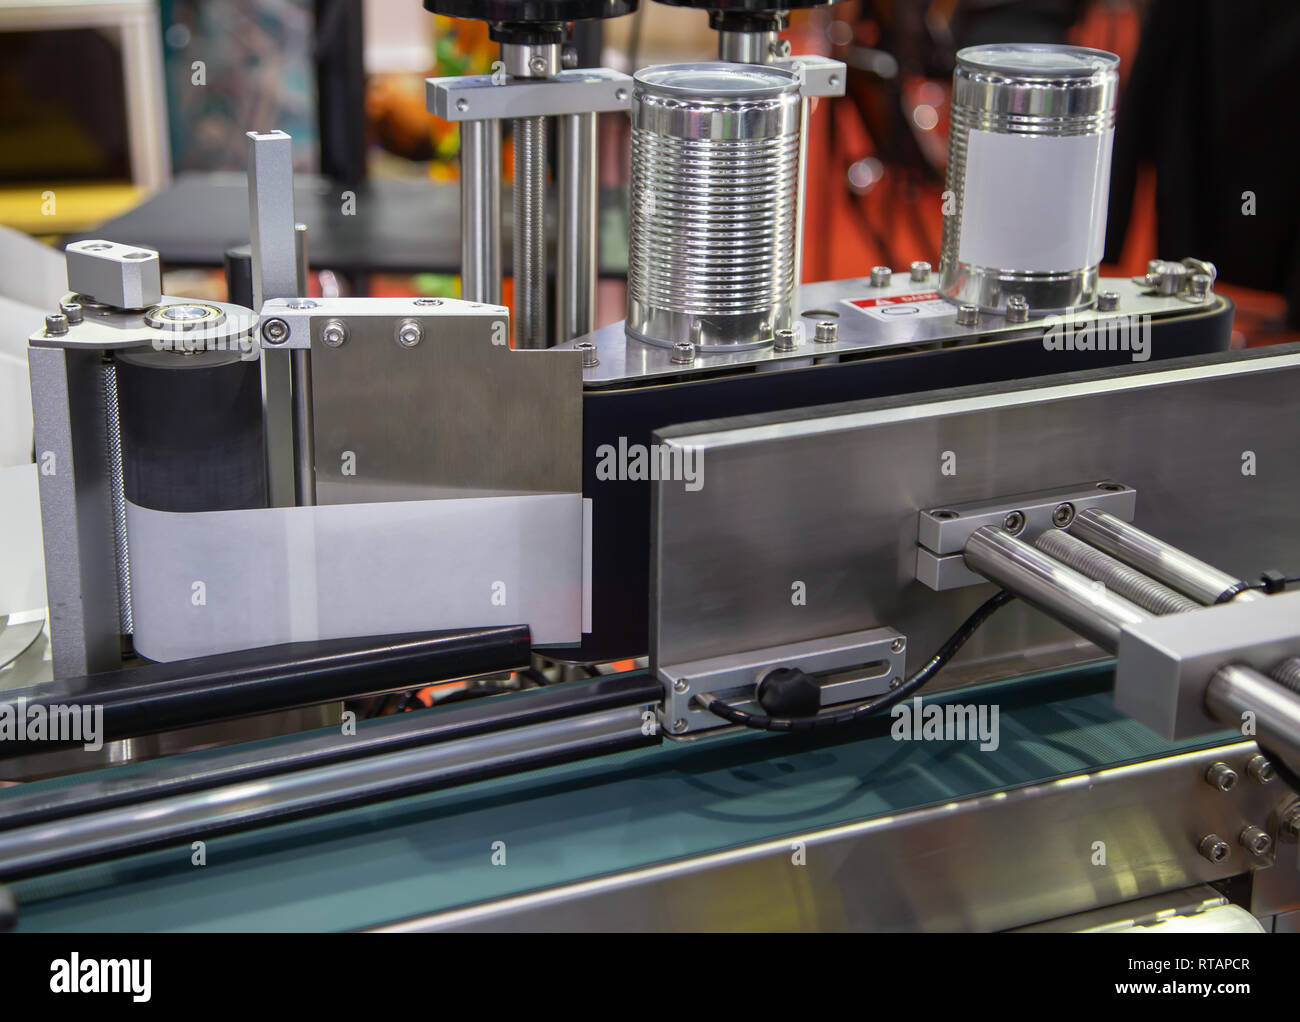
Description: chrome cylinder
xmin=459 ymin=120 xmax=502 ymax=305
xmin=1069 ymin=509 xmax=1265 ymax=605
xmin=512 ymin=114 xmax=548 ymax=349
xmin=963 ymin=525 xmax=1151 ymax=651
xmin=556 ymin=111 xmax=597 ymax=342
xmin=939 ymin=44 xmax=1120 ymax=315
xmin=627 ymin=62 xmax=801 ymax=351
xmin=1206 ymin=664 xmax=1300 ymax=778
xmin=1033 ymin=529 xmax=1199 ymax=615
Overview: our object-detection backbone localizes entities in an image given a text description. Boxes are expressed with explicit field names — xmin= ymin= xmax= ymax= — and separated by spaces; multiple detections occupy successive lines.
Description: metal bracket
xmin=658 ymin=627 xmax=906 ymax=738
xmin=426 ymin=68 xmax=633 ymax=122
xmin=916 ymin=481 xmax=1137 ymax=591
xmin=774 ymin=55 xmax=847 ymax=98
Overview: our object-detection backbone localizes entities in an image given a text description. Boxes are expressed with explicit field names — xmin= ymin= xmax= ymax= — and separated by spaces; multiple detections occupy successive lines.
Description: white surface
xmin=0 ymin=464 xmax=47 ymax=616
xmin=126 ymin=494 xmax=585 ymax=661
xmin=958 ymin=128 xmax=1113 ymax=273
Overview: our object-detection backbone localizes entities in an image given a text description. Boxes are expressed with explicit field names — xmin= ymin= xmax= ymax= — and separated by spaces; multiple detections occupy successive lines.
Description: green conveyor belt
xmin=4 ymin=665 xmax=1234 ymax=932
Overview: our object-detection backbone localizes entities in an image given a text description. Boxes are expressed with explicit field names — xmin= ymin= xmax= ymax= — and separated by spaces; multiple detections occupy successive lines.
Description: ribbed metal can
xmin=627 ymin=62 xmax=801 ymax=350
xmin=939 ymin=44 xmax=1120 ymax=316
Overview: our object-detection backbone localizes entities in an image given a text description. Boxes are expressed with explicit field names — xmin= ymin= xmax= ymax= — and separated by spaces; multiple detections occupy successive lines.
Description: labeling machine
xmin=1 ymin=0 xmax=1298 ymax=933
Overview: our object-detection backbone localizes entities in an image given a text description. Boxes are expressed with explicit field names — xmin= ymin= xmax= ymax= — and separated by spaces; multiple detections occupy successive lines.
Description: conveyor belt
xmin=5 ymin=664 xmax=1235 ymax=932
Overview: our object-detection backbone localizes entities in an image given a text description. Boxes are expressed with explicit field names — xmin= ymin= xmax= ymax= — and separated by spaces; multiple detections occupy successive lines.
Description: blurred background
xmin=2 ymin=0 xmax=1298 ymax=349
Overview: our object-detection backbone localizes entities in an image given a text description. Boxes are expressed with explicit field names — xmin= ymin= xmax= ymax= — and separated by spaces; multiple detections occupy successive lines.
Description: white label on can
xmin=956 ymin=128 xmax=1113 ymax=273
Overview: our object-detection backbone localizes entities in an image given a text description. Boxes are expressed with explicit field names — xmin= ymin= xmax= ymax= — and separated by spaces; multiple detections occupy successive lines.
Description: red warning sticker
xmin=843 ymin=290 xmax=954 ymax=323
xmin=847 ymin=291 xmax=942 ymax=308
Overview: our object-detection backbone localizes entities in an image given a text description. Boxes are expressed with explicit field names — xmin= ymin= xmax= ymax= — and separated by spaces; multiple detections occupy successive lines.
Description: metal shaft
xmin=556 ymin=111 xmax=597 ymax=342
xmin=1034 ymin=529 xmax=1199 ymax=615
xmin=1271 ymin=657 xmax=1300 ymax=696
xmin=459 ymin=119 xmax=502 ymax=305
xmin=964 ymin=526 xmax=1152 ymax=651
xmin=100 ymin=362 xmax=131 ymax=635
xmin=1206 ymin=663 xmax=1300 ymax=776
xmin=512 ymin=115 xmax=548 ymax=348
xmin=1070 ymin=508 xmax=1263 ymax=605
xmin=718 ymin=29 xmax=779 ymax=64
xmin=291 ymin=221 xmax=315 ymax=506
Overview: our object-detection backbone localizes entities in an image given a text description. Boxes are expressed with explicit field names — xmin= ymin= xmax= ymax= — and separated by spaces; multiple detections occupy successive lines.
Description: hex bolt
xmin=576 ymin=341 xmax=599 ymax=367
xmin=395 ymin=318 xmax=423 ymax=348
xmin=891 ymin=637 xmax=905 ymax=653
xmin=1005 ymin=295 xmax=1029 ymax=323
xmin=773 ymin=328 xmax=797 ymax=352
xmin=44 ymin=314 xmax=69 ymax=337
xmin=870 ymin=266 xmax=892 ymax=287
xmin=1198 ymin=834 xmax=1231 ymax=864
xmin=1189 ymin=273 xmax=1212 ymax=301
xmin=1052 ymin=502 xmax=1076 ymax=528
xmin=814 ymin=320 xmax=838 ymax=344
xmin=956 ymin=303 xmax=979 ymax=327
xmin=671 ymin=340 xmax=696 ymax=365
xmin=1096 ymin=291 xmax=1120 ymax=312
xmin=909 ymin=260 xmax=931 ymax=282
xmin=673 ymin=678 xmax=689 ymax=693
xmin=1002 ymin=510 xmax=1026 ymax=535
xmin=671 ymin=718 xmax=688 ymax=734
xmin=529 ymin=54 xmax=549 ymax=75
xmin=261 ymin=317 xmax=290 ymax=346
xmin=1205 ymin=761 xmax=1238 ymax=792
xmin=320 ymin=319 xmax=348 ymax=348
xmin=1246 ymin=754 xmax=1275 ymax=783
xmin=1238 ymin=825 xmax=1272 ymax=857
xmin=59 ymin=302 xmax=84 ymax=325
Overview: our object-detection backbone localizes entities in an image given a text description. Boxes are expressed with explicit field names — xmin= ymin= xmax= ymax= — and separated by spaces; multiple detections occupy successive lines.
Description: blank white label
xmin=127 ymin=493 xmax=583 ymax=662
xmin=957 ymin=128 xmax=1114 ymax=273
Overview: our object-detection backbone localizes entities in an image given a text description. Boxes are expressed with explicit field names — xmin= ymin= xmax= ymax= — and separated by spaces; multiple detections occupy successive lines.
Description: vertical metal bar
xmin=292 ymin=222 xmax=316 ymax=506
xmin=513 ymin=114 xmax=548 ymax=348
xmin=459 ymin=120 xmax=502 ymax=305
xmin=556 ymin=111 xmax=597 ymax=342
xmin=28 ymin=347 xmax=122 ymax=678
xmin=246 ymin=130 xmax=299 ymax=507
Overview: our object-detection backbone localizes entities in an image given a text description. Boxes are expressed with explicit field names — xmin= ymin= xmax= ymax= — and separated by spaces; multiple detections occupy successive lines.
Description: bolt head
xmin=1206 ymin=762 xmax=1238 ymax=792
xmin=321 ymin=319 xmax=348 ymax=348
xmin=1097 ymin=290 xmax=1120 ymax=312
xmin=576 ymin=341 xmax=599 ymax=368
xmin=395 ymin=319 xmax=423 ymax=348
xmin=909 ymin=260 xmax=931 ymax=282
xmin=44 ymin=313 xmax=69 ymax=336
xmin=1247 ymin=754 xmax=1275 ymax=783
xmin=1052 ymin=502 xmax=1076 ymax=528
xmin=673 ymin=678 xmax=688 ymax=693
xmin=1198 ymin=834 xmax=1231 ymax=863
xmin=59 ymin=302 xmax=84 ymax=324
xmin=671 ymin=718 xmax=688 ymax=734
xmin=1002 ymin=511 xmax=1025 ymax=535
xmin=956 ymin=303 xmax=979 ymax=326
xmin=671 ymin=341 xmax=696 ymax=365
xmin=890 ymin=637 xmax=905 ymax=653
xmin=773 ymin=328 xmax=797 ymax=352
xmin=261 ymin=317 xmax=289 ymax=345
xmin=814 ymin=320 xmax=838 ymax=344
xmin=870 ymin=266 xmax=892 ymax=287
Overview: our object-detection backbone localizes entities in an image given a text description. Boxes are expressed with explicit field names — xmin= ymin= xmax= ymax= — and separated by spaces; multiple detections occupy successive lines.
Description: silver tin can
xmin=627 ymin=62 xmax=801 ymax=350
xmin=938 ymin=44 xmax=1120 ymax=316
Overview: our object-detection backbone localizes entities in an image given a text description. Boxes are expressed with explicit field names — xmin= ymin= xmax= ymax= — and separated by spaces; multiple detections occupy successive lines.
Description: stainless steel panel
xmin=650 ymin=349 xmax=1300 ymax=684
xmin=563 ymin=276 xmax=1213 ymax=386
xmin=377 ymin=742 xmax=1294 ymax=932
xmin=27 ymin=347 xmax=122 ymax=678
xmin=306 ymin=298 xmax=582 ymax=501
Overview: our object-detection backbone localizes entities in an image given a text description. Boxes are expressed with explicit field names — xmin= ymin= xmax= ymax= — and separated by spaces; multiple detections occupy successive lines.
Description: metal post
xmin=291 ymin=222 xmax=316 ymax=506
xmin=246 ymin=130 xmax=299 ymax=508
xmin=963 ymin=526 xmax=1152 ymax=651
xmin=556 ymin=111 xmax=597 ymax=342
xmin=1070 ymin=508 xmax=1265 ymax=605
xmin=459 ymin=120 xmax=502 ymax=305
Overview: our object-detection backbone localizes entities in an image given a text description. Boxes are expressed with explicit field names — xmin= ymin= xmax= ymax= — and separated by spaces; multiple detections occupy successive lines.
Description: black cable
xmin=694 ymin=589 xmax=1016 ymax=732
